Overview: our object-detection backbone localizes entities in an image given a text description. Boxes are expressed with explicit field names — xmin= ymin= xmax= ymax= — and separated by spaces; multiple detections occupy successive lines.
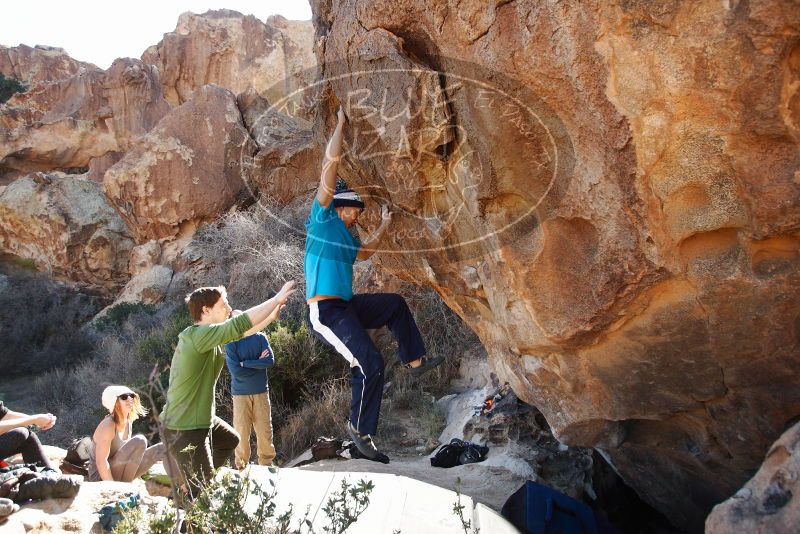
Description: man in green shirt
xmin=161 ymin=280 xmax=295 ymax=499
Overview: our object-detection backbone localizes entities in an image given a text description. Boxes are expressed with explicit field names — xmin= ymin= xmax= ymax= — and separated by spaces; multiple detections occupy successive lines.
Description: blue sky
xmin=1 ymin=1 xmax=313 ymax=69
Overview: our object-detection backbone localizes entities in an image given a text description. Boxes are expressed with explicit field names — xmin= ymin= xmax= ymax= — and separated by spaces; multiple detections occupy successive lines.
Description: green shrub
xmin=95 ymin=302 xmax=157 ymax=332
xmin=188 ymin=472 xmax=278 ymax=534
xmin=0 ymin=73 xmax=25 ymax=104
xmin=321 ymin=478 xmax=375 ymax=534
xmin=266 ymin=322 xmax=347 ymax=410
xmin=113 ymin=471 xmax=374 ymax=534
xmin=136 ymin=306 xmax=192 ymax=365
xmin=415 ymin=393 xmax=445 ymax=438
xmin=132 ymin=306 xmax=193 ymax=425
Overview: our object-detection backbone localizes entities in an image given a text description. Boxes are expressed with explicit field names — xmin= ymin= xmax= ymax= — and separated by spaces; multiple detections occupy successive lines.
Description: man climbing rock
xmin=305 ymin=107 xmax=444 ymax=463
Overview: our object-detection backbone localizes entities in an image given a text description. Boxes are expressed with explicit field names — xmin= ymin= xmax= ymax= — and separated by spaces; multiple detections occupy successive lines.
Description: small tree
xmin=0 ymin=73 xmax=26 ymax=104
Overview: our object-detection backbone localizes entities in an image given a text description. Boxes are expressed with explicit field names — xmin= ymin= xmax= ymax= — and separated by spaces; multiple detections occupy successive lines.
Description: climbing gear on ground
xmin=348 ymin=443 xmax=390 ymax=464
xmin=61 ymin=436 xmax=92 ymax=476
xmin=0 ymin=463 xmax=81 ymax=502
xmin=294 ymin=437 xmax=365 ymax=467
xmin=430 ymin=438 xmax=489 ymax=468
xmin=406 ymin=355 xmax=446 ymax=378
xmin=98 ymin=492 xmax=140 ymax=531
xmin=312 ymin=437 xmax=345 ymax=461
xmin=16 ymin=471 xmax=81 ymax=501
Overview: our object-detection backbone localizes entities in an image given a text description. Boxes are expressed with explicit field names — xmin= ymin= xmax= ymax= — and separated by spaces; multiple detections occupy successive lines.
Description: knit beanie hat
xmin=332 ymin=178 xmax=365 ymax=209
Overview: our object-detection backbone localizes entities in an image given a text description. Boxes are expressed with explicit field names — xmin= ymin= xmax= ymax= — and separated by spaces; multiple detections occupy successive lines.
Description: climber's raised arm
xmin=317 ymin=107 xmax=346 ymax=208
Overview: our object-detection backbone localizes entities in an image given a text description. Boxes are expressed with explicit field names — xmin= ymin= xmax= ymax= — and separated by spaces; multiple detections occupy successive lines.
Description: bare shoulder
xmin=93 ymin=416 xmax=115 ymax=442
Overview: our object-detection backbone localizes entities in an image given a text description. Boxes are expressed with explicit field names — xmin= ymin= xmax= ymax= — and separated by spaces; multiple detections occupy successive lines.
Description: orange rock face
xmin=0 ymin=57 xmax=171 ymax=177
xmin=0 ymin=44 xmax=97 ymax=85
xmin=141 ymin=10 xmax=315 ymax=107
xmin=309 ymin=0 xmax=800 ymax=529
xmin=0 ymin=172 xmax=134 ymax=292
xmin=103 ymin=84 xmax=257 ymax=242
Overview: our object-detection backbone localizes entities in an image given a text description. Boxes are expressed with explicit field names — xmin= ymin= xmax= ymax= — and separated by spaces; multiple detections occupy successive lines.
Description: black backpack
xmin=311 ymin=437 xmax=344 ymax=461
xmin=61 ymin=436 xmax=92 ymax=476
xmin=430 ymin=439 xmax=489 ymax=468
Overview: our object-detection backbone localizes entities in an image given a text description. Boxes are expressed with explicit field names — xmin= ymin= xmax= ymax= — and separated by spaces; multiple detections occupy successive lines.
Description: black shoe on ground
xmin=347 ymin=421 xmax=382 ymax=461
xmin=406 ymin=355 xmax=446 ymax=378
xmin=351 ymin=446 xmax=390 ymax=464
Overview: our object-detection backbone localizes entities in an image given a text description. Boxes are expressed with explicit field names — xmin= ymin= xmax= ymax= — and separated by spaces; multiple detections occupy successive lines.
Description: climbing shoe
xmin=406 ymin=355 xmax=445 ymax=378
xmin=349 ymin=444 xmax=390 ymax=464
xmin=347 ymin=422 xmax=381 ymax=461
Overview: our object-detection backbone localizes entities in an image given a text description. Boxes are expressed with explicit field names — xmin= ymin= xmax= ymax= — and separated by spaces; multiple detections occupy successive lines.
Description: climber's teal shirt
xmin=304 ymin=198 xmax=360 ymax=301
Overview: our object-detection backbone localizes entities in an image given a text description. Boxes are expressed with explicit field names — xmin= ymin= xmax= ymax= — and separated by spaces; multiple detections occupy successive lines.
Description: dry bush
xmin=380 ymin=373 xmax=446 ymax=441
xmin=369 ymin=282 xmax=479 ymax=397
xmin=275 ymin=379 xmax=351 ymax=462
xmin=190 ymin=201 xmax=308 ymax=324
xmin=0 ymin=265 xmax=102 ymax=375
xmin=32 ymin=303 xmax=189 ymax=446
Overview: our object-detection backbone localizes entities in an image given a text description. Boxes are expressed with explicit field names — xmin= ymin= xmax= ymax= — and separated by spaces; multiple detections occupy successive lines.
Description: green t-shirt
xmin=161 ymin=313 xmax=253 ymax=430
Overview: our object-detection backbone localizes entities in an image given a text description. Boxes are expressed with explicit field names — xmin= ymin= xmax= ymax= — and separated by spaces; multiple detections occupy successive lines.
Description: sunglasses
xmin=118 ymin=393 xmax=137 ymax=401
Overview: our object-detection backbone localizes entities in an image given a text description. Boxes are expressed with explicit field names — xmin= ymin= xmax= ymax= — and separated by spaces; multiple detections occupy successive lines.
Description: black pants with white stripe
xmin=308 ymin=294 xmax=427 ymax=435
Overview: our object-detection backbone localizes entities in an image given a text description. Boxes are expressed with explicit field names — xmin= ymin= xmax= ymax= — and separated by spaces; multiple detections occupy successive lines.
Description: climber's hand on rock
xmin=380 ymin=204 xmax=393 ymax=224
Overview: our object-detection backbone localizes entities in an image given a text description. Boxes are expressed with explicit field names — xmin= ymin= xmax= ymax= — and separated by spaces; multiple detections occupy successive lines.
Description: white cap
xmin=101 ymin=385 xmax=136 ymax=413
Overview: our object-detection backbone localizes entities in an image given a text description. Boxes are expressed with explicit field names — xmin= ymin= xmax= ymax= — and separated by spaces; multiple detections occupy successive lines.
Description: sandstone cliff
xmin=142 ymin=10 xmax=316 ymax=107
xmin=0 ymin=172 xmax=134 ymax=293
xmin=0 ymin=44 xmax=98 ymax=85
xmin=308 ymin=0 xmax=800 ymax=529
xmin=0 ymin=4 xmax=798 ymax=530
xmin=0 ymin=13 xmax=315 ymax=296
xmin=0 ymin=58 xmax=171 ymax=179
xmin=103 ymin=83 xmax=256 ymax=242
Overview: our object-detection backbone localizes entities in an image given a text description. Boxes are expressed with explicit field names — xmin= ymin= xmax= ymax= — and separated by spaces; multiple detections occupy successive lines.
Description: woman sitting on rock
xmin=89 ymin=386 xmax=165 ymax=482
xmin=0 ymin=401 xmax=56 ymax=469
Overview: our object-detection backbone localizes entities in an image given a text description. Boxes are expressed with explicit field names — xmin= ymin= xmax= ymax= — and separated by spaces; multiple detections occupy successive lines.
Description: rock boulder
xmin=310 ymin=0 xmax=800 ymax=529
xmin=141 ymin=10 xmax=316 ymax=107
xmin=706 ymin=421 xmax=800 ymax=533
xmin=0 ymin=58 xmax=170 ymax=178
xmin=238 ymin=88 xmax=320 ymax=204
xmin=0 ymin=172 xmax=134 ymax=293
xmin=104 ymin=84 xmax=257 ymax=242
xmin=0 ymin=44 xmax=97 ymax=85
